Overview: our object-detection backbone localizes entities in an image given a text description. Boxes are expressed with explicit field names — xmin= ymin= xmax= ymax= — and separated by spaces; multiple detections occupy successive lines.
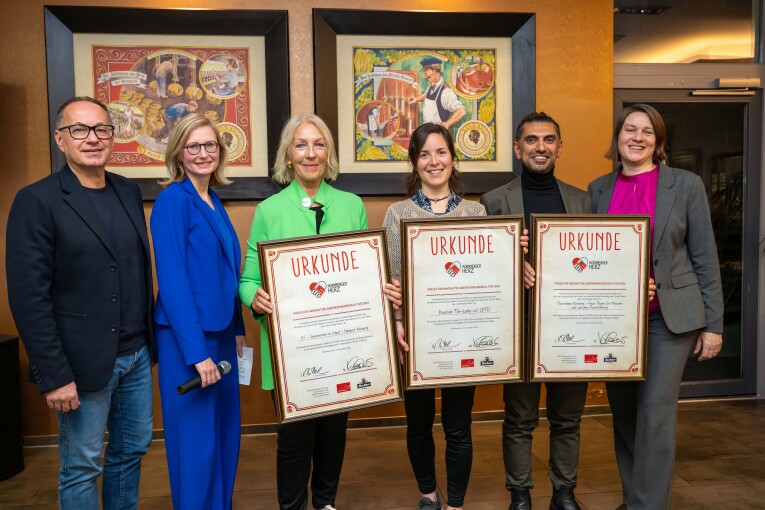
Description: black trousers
xmin=405 ymin=385 xmax=476 ymax=507
xmin=502 ymin=381 xmax=588 ymax=491
xmin=276 ymin=412 xmax=349 ymax=510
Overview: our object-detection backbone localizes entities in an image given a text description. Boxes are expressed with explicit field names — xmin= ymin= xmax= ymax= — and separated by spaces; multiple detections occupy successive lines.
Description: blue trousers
xmin=157 ymin=323 xmax=241 ymax=510
xmin=57 ymin=345 xmax=153 ymax=510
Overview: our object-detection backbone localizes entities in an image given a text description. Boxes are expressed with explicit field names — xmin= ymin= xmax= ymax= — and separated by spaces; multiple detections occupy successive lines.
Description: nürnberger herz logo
xmin=587 ymin=260 xmax=609 ymax=269
xmin=336 ymin=382 xmax=351 ymax=393
xmin=309 ymin=281 xmax=327 ymax=298
xmin=445 ymin=261 xmax=461 ymax=277
xmin=572 ymin=256 xmax=609 ymax=272
xmin=309 ymin=280 xmax=348 ymax=297
xmin=326 ymin=281 xmax=348 ymax=293
xmin=461 ymin=358 xmax=475 ymax=368
xmin=444 ymin=260 xmax=482 ymax=276
xmin=572 ymin=257 xmax=588 ymax=273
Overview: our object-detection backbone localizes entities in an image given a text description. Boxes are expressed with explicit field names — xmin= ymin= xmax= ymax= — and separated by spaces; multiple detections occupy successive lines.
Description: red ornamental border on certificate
xmin=91 ymin=45 xmax=253 ymax=166
xmin=534 ymin=220 xmax=647 ymax=376
xmin=266 ymin=239 xmax=398 ymax=414
xmin=409 ymin=224 xmax=519 ymax=383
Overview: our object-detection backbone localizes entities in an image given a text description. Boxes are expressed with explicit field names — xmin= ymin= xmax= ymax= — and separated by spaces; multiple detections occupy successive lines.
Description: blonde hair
xmin=272 ymin=114 xmax=339 ymax=184
xmin=162 ymin=113 xmax=231 ymax=187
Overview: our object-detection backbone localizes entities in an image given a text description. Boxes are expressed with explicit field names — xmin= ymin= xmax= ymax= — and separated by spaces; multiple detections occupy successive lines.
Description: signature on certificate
xmin=598 ymin=331 xmax=627 ymax=344
xmin=345 ymin=356 xmax=374 ymax=371
xmin=301 ymin=366 xmax=328 ymax=377
xmin=555 ymin=333 xmax=585 ymax=344
xmin=432 ymin=338 xmax=461 ymax=350
xmin=469 ymin=336 xmax=499 ymax=348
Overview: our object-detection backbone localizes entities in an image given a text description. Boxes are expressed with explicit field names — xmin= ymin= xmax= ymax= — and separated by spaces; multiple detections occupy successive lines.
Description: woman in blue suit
xmin=151 ymin=113 xmax=246 ymax=510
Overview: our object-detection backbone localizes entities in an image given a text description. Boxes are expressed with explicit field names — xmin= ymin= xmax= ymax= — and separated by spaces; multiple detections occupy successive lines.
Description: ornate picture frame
xmin=44 ymin=6 xmax=290 ymax=200
xmin=313 ymin=9 xmax=536 ymax=195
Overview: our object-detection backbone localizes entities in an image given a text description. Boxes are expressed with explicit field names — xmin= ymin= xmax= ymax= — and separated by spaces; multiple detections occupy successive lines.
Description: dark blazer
xmin=588 ymin=163 xmax=724 ymax=334
xmin=480 ymin=172 xmax=592 ymax=217
xmin=151 ymin=178 xmax=245 ymax=365
xmin=6 ymin=165 xmax=156 ymax=393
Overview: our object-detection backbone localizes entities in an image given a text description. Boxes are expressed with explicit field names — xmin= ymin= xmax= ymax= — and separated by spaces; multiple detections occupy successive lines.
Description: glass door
xmin=614 ymin=90 xmax=761 ymax=397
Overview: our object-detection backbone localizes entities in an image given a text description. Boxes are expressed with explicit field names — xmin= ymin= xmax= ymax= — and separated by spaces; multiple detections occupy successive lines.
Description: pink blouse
xmin=607 ymin=164 xmax=660 ymax=314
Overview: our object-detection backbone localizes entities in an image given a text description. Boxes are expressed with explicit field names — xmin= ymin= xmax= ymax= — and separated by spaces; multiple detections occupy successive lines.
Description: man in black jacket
xmin=7 ymin=96 xmax=155 ymax=509
xmin=481 ymin=112 xmax=590 ymax=510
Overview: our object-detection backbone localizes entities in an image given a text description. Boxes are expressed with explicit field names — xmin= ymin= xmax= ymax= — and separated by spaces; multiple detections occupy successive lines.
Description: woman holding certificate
xmin=588 ymin=104 xmax=724 ymax=510
xmin=151 ymin=114 xmax=246 ymax=509
xmin=383 ymin=123 xmax=486 ymax=510
xmin=239 ymin=114 xmax=401 ymax=510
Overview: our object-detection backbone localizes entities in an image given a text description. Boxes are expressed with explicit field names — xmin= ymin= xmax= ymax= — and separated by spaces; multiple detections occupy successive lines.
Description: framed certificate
xmin=258 ymin=229 xmax=402 ymax=423
xmin=401 ymin=216 xmax=524 ymax=389
xmin=530 ymin=215 xmax=650 ymax=381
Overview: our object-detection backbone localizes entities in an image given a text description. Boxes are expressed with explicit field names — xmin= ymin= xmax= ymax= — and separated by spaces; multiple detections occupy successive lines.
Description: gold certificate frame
xmin=530 ymin=214 xmax=650 ymax=381
xmin=258 ymin=229 xmax=402 ymax=423
xmin=402 ymin=216 xmax=524 ymax=389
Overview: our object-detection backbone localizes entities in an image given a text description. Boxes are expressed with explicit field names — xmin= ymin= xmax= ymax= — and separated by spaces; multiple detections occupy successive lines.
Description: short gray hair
xmin=56 ymin=96 xmax=112 ymax=128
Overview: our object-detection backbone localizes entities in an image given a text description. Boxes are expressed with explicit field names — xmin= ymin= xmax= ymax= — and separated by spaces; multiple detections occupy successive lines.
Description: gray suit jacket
xmin=480 ymin=173 xmax=592 ymax=216
xmin=480 ymin=172 xmax=591 ymax=376
xmin=588 ymin=163 xmax=723 ymax=334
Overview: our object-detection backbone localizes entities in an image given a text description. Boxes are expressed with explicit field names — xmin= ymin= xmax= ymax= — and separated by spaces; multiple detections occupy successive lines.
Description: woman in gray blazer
xmin=588 ymin=104 xmax=723 ymax=510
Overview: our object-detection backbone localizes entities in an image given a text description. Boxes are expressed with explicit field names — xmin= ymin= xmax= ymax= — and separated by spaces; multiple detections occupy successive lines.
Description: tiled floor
xmin=1 ymin=399 xmax=764 ymax=509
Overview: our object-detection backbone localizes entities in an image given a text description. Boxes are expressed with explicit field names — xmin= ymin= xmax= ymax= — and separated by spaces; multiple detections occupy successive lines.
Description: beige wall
xmin=0 ymin=0 xmax=613 ymax=436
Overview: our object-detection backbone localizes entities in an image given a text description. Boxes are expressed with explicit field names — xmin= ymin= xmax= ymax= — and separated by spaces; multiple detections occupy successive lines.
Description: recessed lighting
xmin=614 ymin=6 xmax=669 ymax=15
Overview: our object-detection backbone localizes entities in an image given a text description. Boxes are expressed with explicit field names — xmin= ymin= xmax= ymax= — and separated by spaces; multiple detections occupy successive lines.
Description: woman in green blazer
xmin=239 ymin=113 xmax=399 ymax=510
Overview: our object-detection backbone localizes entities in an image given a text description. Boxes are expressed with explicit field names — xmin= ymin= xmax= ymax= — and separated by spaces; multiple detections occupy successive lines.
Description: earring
xmin=287 ymin=161 xmax=293 ymax=169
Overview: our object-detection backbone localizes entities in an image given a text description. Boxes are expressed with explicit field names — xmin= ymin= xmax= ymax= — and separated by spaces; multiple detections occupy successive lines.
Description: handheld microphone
xmin=177 ymin=360 xmax=232 ymax=395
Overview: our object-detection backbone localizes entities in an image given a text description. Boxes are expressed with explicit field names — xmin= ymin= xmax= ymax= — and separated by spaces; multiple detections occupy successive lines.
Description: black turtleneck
xmin=521 ymin=167 xmax=566 ymax=230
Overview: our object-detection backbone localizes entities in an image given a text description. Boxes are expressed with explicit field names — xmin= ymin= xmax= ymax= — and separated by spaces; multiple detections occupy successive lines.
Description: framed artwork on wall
xmin=340 ymin=38 xmax=512 ymax=170
xmin=45 ymin=6 xmax=290 ymax=200
xmin=314 ymin=9 xmax=535 ymax=195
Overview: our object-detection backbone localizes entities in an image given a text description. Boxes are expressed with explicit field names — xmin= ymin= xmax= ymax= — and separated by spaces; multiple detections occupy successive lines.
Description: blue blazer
xmin=151 ymin=178 xmax=245 ymax=365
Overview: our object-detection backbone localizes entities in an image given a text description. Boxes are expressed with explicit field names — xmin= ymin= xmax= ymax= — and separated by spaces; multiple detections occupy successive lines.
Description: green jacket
xmin=238 ymin=179 xmax=368 ymax=389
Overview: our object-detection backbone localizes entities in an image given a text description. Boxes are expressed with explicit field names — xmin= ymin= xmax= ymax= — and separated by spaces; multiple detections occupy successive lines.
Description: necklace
xmin=426 ymin=192 xmax=451 ymax=203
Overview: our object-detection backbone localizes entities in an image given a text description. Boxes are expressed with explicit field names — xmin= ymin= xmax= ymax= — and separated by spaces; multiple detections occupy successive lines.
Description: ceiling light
xmin=614 ymin=6 xmax=669 ymax=15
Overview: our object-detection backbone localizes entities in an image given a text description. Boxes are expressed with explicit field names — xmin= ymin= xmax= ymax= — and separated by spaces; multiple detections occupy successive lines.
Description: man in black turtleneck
xmin=481 ymin=112 xmax=590 ymax=510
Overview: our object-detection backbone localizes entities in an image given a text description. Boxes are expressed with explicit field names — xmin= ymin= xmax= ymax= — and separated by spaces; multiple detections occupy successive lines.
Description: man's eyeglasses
xmin=57 ymin=124 xmax=115 ymax=140
xmin=184 ymin=141 xmax=220 ymax=155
